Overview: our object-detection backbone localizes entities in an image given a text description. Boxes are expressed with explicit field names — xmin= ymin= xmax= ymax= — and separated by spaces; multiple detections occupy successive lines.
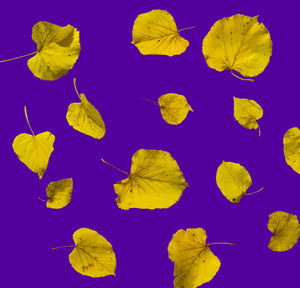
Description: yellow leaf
xmin=202 ymin=14 xmax=272 ymax=81
xmin=44 ymin=178 xmax=73 ymax=209
xmin=216 ymin=161 xmax=263 ymax=203
xmin=12 ymin=106 xmax=55 ymax=179
xmin=268 ymin=211 xmax=300 ymax=252
xmin=283 ymin=127 xmax=300 ymax=174
xmin=52 ymin=228 xmax=116 ymax=277
xmin=233 ymin=97 xmax=263 ymax=136
xmin=158 ymin=93 xmax=193 ymax=125
xmin=27 ymin=21 xmax=80 ymax=80
xmin=66 ymin=78 xmax=106 ymax=139
xmin=168 ymin=228 xmax=234 ymax=288
xmin=132 ymin=10 xmax=194 ymax=56
xmin=101 ymin=149 xmax=188 ymax=210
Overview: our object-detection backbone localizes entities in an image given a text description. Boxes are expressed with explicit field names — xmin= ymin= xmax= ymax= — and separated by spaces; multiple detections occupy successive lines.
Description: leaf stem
xmin=179 ymin=26 xmax=196 ymax=32
xmin=230 ymin=70 xmax=254 ymax=82
xmin=24 ymin=106 xmax=35 ymax=136
xmin=52 ymin=245 xmax=75 ymax=250
xmin=0 ymin=51 xmax=37 ymax=63
xmin=73 ymin=78 xmax=81 ymax=99
xmin=38 ymin=197 xmax=47 ymax=202
xmin=258 ymin=124 xmax=261 ymax=137
xmin=207 ymin=242 xmax=235 ymax=246
xmin=142 ymin=98 xmax=159 ymax=107
xmin=101 ymin=159 xmax=129 ymax=176
xmin=245 ymin=187 xmax=264 ymax=196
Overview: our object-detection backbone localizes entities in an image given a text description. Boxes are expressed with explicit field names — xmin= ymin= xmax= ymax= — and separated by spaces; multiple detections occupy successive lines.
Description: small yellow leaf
xmin=102 ymin=149 xmax=188 ymax=210
xmin=216 ymin=161 xmax=262 ymax=203
xmin=202 ymin=14 xmax=272 ymax=81
xmin=66 ymin=78 xmax=105 ymax=139
xmin=27 ymin=21 xmax=81 ymax=80
xmin=283 ymin=127 xmax=300 ymax=174
xmin=268 ymin=211 xmax=300 ymax=252
xmin=158 ymin=93 xmax=193 ymax=125
xmin=45 ymin=178 xmax=73 ymax=209
xmin=53 ymin=228 xmax=116 ymax=277
xmin=233 ymin=97 xmax=263 ymax=135
xmin=12 ymin=107 xmax=55 ymax=179
xmin=168 ymin=228 xmax=233 ymax=287
xmin=132 ymin=10 xmax=193 ymax=56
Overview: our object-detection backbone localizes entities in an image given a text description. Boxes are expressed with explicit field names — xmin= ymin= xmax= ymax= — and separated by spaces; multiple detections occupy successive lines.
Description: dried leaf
xmin=28 ymin=21 xmax=80 ymax=80
xmin=216 ymin=161 xmax=263 ymax=203
xmin=12 ymin=107 xmax=55 ymax=179
xmin=202 ymin=14 xmax=272 ymax=81
xmin=168 ymin=228 xmax=233 ymax=287
xmin=132 ymin=10 xmax=193 ymax=56
xmin=66 ymin=78 xmax=105 ymax=139
xmin=102 ymin=149 xmax=188 ymax=209
xmin=53 ymin=228 xmax=116 ymax=278
xmin=158 ymin=93 xmax=193 ymax=125
xmin=233 ymin=97 xmax=263 ymax=135
xmin=268 ymin=211 xmax=300 ymax=252
xmin=283 ymin=127 xmax=300 ymax=174
xmin=45 ymin=178 xmax=73 ymax=209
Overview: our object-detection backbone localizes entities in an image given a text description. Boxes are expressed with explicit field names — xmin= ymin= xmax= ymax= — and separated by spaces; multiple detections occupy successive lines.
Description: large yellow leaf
xmin=132 ymin=10 xmax=193 ymax=56
xmin=101 ymin=149 xmax=188 ymax=210
xmin=168 ymin=228 xmax=234 ymax=288
xmin=283 ymin=127 xmax=300 ymax=174
xmin=66 ymin=78 xmax=106 ymax=139
xmin=52 ymin=228 xmax=116 ymax=277
xmin=202 ymin=14 xmax=272 ymax=81
xmin=158 ymin=93 xmax=193 ymax=125
xmin=216 ymin=161 xmax=263 ymax=203
xmin=27 ymin=21 xmax=81 ymax=80
xmin=12 ymin=107 xmax=55 ymax=179
xmin=45 ymin=178 xmax=73 ymax=209
xmin=233 ymin=97 xmax=263 ymax=136
xmin=268 ymin=211 xmax=300 ymax=252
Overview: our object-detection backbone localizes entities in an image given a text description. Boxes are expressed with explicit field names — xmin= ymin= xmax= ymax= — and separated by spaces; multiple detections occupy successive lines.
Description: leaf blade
xmin=202 ymin=14 xmax=272 ymax=80
xmin=112 ymin=149 xmax=188 ymax=210
xmin=69 ymin=228 xmax=116 ymax=277
xmin=132 ymin=10 xmax=189 ymax=56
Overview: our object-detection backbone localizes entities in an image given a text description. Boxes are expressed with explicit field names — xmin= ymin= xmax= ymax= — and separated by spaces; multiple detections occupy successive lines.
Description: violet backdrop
xmin=1 ymin=0 xmax=299 ymax=287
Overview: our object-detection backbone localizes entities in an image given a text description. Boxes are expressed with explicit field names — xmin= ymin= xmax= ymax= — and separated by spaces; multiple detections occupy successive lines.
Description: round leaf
xmin=46 ymin=178 xmax=73 ymax=209
xmin=168 ymin=228 xmax=221 ymax=287
xmin=132 ymin=10 xmax=189 ymax=56
xmin=13 ymin=132 xmax=55 ymax=179
xmin=216 ymin=161 xmax=252 ymax=203
xmin=158 ymin=93 xmax=193 ymax=125
xmin=111 ymin=149 xmax=188 ymax=210
xmin=268 ymin=211 xmax=300 ymax=252
xmin=69 ymin=228 xmax=116 ymax=277
xmin=202 ymin=14 xmax=272 ymax=80
xmin=27 ymin=21 xmax=81 ymax=80
xmin=233 ymin=97 xmax=263 ymax=135
xmin=283 ymin=127 xmax=300 ymax=174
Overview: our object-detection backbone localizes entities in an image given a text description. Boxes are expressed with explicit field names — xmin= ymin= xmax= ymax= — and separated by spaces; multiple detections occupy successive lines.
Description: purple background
xmin=1 ymin=0 xmax=299 ymax=287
